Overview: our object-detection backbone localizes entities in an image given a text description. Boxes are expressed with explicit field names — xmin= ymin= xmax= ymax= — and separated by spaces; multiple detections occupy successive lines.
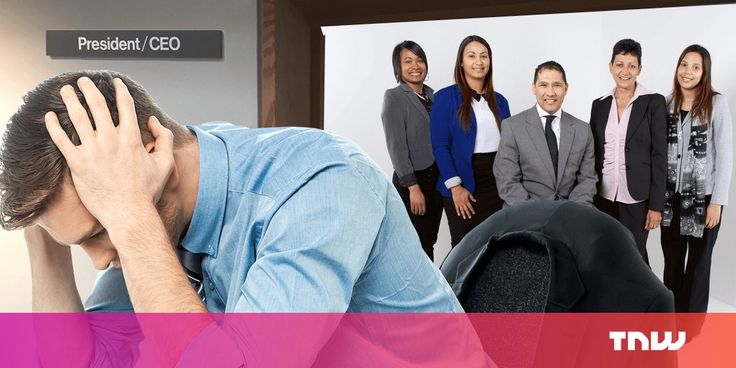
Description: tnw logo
xmin=609 ymin=331 xmax=686 ymax=351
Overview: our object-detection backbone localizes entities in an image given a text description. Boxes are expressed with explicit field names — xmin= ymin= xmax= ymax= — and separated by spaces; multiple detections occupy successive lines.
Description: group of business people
xmin=381 ymin=36 xmax=732 ymax=314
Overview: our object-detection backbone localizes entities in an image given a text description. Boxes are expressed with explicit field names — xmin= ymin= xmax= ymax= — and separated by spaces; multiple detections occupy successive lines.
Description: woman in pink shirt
xmin=589 ymin=39 xmax=668 ymax=264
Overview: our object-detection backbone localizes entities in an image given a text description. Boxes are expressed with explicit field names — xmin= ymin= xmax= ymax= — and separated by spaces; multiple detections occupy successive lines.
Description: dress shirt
xmin=83 ymin=123 xmax=463 ymax=365
xmin=87 ymin=123 xmax=462 ymax=313
xmin=472 ymin=96 xmax=500 ymax=153
xmin=599 ymin=84 xmax=649 ymax=203
xmin=535 ymin=104 xmax=560 ymax=147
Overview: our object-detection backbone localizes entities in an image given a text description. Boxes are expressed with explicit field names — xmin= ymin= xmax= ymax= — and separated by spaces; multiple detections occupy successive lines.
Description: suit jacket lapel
xmin=524 ymin=108 xmax=556 ymax=187
xmin=400 ymin=83 xmax=430 ymax=120
xmin=426 ymin=86 xmax=434 ymax=104
xmin=595 ymin=97 xmax=613 ymax=138
xmin=625 ymin=98 xmax=645 ymax=144
xmin=557 ymin=112 xmax=575 ymax=185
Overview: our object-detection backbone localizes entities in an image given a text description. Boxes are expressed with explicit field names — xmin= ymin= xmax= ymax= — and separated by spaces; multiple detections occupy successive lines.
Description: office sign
xmin=46 ymin=30 xmax=223 ymax=59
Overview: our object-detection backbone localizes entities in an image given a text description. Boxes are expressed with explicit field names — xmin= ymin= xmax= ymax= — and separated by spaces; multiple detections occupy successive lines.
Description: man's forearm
xmin=110 ymin=204 xmax=210 ymax=365
xmin=26 ymin=227 xmax=94 ymax=368
xmin=26 ymin=228 xmax=84 ymax=312
xmin=112 ymin=204 xmax=206 ymax=313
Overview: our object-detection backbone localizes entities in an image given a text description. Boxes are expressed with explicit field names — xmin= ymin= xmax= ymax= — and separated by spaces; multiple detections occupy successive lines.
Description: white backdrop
xmin=323 ymin=4 xmax=736 ymax=308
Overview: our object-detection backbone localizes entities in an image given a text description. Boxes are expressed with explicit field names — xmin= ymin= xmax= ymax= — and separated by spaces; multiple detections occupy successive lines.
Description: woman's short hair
xmin=391 ymin=41 xmax=428 ymax=83
xmin=611 ymin=39 xmax=642 ymax=65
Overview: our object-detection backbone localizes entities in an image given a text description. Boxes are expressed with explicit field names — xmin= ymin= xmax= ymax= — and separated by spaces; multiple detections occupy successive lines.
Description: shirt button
xmin=625 ymin=165 xmax=630 ymax=170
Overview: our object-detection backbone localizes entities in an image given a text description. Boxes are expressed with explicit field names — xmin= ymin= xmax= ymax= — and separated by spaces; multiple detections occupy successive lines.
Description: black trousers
xmin=392 ymin=163 xmax=444 ymax=261
xmin=443 ymin=153 xmax=503 ymax=247
xmin=594 ymin=195 xmax=650 ymax=264
xmin=661 ymin=194 xmax=721 ymax=313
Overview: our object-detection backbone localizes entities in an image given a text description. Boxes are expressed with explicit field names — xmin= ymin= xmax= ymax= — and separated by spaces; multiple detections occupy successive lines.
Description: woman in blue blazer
xmin=430 ymin=35 xmax=511 ymax=246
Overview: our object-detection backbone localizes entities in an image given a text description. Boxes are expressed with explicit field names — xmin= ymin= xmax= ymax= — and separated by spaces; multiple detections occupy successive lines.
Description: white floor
xmin=708 ymin=298 xmax=736 ymax=312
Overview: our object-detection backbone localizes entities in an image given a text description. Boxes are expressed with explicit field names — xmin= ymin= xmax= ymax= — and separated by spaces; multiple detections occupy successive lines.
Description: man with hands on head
xmin=493 ymin=61 xmax=597 ymax=206
xmin=0 ymin=71 xmax=464 ymax=366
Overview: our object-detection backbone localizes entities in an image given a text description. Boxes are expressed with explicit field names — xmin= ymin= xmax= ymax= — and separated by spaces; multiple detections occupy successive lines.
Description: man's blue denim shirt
xmin=86 ymin=123 xmax=462 ymax=313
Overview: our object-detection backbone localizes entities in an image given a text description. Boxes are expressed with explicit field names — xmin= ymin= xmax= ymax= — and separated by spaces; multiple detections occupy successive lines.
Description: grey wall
xmin=0 ymin=0 xmax=259 ymax=311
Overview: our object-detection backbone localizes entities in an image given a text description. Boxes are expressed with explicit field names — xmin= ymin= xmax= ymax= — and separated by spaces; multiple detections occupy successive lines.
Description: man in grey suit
xmin=493 ymin=61 xmax=597 ymax=206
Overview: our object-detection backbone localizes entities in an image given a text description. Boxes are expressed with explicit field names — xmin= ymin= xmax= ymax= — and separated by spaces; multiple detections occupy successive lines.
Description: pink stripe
xmin=1 ymin=313 xmax=731 ymax=367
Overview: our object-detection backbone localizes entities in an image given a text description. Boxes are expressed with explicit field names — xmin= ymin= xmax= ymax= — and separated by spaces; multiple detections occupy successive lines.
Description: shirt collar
xmin=599 ymin=82 xmax=651 ymax=101
xmin=179 ymin=126 xmax=229 ymax=256
xmin=535 ymin=104 xmax=561 ymax=120
xmin=471 ymin=91 xmax=485 ymax=102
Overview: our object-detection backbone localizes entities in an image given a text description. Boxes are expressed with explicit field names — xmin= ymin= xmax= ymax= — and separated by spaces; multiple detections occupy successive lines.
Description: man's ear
xmin=144 ymin=141 xmax=155 ymax=153
xmin=144 ymin=140 xmax=179 ymax=191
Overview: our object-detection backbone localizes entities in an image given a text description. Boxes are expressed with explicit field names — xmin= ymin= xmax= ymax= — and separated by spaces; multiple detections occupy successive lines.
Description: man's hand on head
xmin=44 ymin=76 xmax=206 ymax=317
xmin=44 ymin=77 xmax=175 ymax=238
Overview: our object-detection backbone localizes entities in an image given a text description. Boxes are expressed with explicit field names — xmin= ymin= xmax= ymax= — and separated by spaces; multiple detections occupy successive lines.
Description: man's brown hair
xmin=0 ymin=70 xmax=192 ymax=230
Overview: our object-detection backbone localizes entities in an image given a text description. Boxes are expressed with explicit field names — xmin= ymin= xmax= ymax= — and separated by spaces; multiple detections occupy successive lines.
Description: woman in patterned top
xmin=661 ymin=44 xmax=733 ymax=316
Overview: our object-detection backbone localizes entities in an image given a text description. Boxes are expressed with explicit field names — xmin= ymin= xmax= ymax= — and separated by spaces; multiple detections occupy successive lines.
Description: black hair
xmin=670 ymin=44 xmax=718 ymax=128
xmin=453 ymin=35 xmax=501 ymax=132
xmin=533 ymin=61 xmax=567 ymax=84
xmin=391 ymin=40 xmax=428 ymax=83
xmin=611 ymin=39 xmax=642 ymax=65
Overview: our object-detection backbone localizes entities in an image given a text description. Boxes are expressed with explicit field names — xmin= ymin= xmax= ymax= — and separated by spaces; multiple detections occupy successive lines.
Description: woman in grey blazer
xmin=381 ymin=41 xmax=443 ymax=261
xmin=661 ymin=45 xmax=733 ymax=317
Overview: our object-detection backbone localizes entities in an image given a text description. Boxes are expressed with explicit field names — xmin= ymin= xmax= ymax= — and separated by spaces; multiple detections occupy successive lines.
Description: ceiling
xmin=289 ymin=0 xmax=732 ymax=26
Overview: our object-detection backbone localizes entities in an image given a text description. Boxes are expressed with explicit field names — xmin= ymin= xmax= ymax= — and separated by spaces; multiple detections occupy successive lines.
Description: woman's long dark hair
xmin=669 ymin=44 xmax=719 ymax=128
xmin=453 ymin=35 xmax=501 ymax=132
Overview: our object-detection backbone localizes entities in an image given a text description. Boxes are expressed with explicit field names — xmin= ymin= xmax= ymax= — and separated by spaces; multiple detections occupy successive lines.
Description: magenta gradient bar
xmin=2 ymin=313 xmax=727 ymax=367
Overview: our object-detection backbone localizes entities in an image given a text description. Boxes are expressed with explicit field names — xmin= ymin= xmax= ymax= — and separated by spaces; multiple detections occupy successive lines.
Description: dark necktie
xmin=544 ymin=115 xmax=558 ymax=176
xmin=177 ymin=246 xmax=206 ymax=301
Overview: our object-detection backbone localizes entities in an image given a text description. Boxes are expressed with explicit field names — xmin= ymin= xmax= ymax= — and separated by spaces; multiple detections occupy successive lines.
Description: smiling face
xmin=609 ymin=53 xmax=641 ymax=90
xmin=37 ymin=179 xmax=181 ymax=270
xmin=677 ymin=51 xmax=704 ymax=91
xmin=533 ymin=68 xmax=568 ymax=114
xmin=461 ymin=41 xmax=490 ymax=84
xmin=399 ymin=48 xmax=427 ymax=87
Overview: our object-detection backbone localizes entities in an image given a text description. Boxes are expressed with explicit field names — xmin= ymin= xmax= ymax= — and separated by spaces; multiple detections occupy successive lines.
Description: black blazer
xmin=441 ymin=200 xmax=674 ymax=312
xmin=441 ymin=200 xmax=676 ymax=368
xmin=589 ymin=93 xmax=667 ymax=210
